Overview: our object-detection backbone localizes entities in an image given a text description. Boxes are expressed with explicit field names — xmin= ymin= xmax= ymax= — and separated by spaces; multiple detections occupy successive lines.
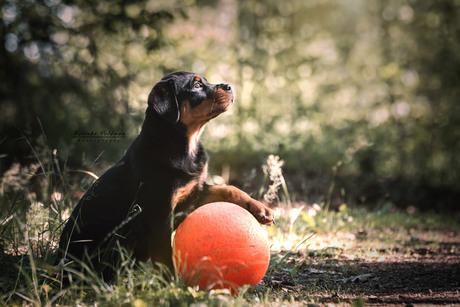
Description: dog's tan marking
xmin=171 ymin=180 xmax=198 ymax=211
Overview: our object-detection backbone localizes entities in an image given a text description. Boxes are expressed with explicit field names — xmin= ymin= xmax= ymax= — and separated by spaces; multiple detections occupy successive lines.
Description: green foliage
xmin=225 ymin=0 xmax=460 ymax=195
xmin=2 ymin=1 xmax=460 ymax=204
xmin=0 ymin=0 xmax=185 ymax=165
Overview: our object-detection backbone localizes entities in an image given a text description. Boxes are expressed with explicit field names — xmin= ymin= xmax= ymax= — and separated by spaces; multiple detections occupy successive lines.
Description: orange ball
xmin=172 ymin=202 xmax=270 ymax=293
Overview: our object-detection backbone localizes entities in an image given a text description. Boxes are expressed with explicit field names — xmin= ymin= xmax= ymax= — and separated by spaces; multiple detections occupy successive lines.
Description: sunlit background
xmin=1 ymin=0 xmax=459 ymax=210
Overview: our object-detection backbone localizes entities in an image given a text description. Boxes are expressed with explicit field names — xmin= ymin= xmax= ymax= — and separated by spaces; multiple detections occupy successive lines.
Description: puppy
xmin=58 ymin=71 xmax=274 ymax=280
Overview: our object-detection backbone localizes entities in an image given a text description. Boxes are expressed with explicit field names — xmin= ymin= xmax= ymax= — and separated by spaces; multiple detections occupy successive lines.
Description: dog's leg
xmin=172 ymin=183 xmax=274 ymax=225
xmin=200 ymin=185 xmax=274 ymax=225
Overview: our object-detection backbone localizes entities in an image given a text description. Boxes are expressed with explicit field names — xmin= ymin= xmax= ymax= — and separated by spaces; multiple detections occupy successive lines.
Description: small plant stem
xmin=325 ymin=160 xmax=342 ymax=214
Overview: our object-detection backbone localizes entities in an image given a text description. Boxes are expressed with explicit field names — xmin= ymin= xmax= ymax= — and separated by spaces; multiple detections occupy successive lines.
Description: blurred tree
xmin=0 ymin=0 xmax=182 ymax=171
xmin=209 ymin=0 xmax=460 ymax=208
xmin=1 ymin=0 xmax=459 ymax=209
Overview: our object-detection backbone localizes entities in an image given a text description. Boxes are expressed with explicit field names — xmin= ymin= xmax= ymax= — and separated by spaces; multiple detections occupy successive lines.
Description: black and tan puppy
xmin=58 ymin=71 xmax=274 ymax=280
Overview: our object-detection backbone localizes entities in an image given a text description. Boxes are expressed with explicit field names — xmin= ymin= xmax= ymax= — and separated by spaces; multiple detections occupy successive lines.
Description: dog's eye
xmin=194 ymin=82 xmax=203 ymax=89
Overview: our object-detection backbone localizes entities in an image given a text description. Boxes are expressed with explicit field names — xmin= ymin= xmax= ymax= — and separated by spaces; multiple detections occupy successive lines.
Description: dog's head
xmin=147 ymin=71 xmax=234 ymax=127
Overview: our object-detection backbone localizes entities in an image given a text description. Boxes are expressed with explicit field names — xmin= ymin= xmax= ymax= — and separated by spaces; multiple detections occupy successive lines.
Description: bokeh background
xmin=1 ymin=0 xmax=459 ymax=211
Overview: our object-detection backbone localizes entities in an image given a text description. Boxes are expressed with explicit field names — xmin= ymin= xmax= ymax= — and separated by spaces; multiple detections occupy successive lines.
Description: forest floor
xmin=1 ymin=204 xmax=459 ymax=306
xmin=265 ymin=227 xmax=460 ymax=306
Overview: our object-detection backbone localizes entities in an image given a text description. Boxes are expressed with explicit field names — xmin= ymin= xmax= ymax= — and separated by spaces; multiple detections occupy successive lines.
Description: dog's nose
xmin=220 ymin=84 xmax=232 ymax=93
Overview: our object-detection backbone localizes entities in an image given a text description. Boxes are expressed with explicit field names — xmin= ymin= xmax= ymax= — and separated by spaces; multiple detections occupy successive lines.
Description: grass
xmin=1 ymin=154 xmax=459 ymax=306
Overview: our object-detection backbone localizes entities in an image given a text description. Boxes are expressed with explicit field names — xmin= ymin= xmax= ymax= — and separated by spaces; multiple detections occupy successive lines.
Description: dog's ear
xmin=148 ymin=79 xmax=180 ymax=123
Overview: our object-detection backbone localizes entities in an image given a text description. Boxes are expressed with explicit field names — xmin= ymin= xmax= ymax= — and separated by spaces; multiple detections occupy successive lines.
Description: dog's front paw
xmin=246 ymin=200 xmax=275 ymax=225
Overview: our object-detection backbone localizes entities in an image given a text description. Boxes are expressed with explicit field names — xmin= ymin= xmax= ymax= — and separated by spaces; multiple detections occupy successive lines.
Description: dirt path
xmin=265 ymin=231 xmax=460 ymax=305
